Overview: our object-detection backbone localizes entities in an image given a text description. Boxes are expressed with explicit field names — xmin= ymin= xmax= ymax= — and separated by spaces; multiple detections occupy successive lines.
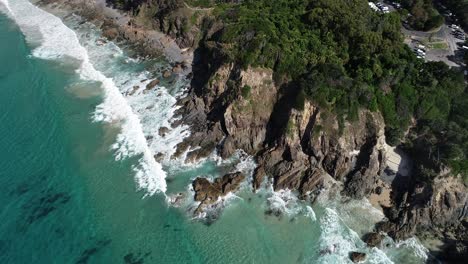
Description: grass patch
xmin=428 ymin=42 xmax=448 ymax=50
xmin=241 ymin=85 xmax=252 ymax=99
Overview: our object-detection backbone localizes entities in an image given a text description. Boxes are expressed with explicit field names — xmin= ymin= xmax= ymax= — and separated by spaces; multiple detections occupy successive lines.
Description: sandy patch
xmin=369 ymin=179 xmax=392 ymax=210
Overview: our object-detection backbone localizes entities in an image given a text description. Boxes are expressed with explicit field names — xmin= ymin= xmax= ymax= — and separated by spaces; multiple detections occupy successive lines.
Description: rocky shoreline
xmin=169 ymin=5 xmax=467 ymax=262
xmin=34 ymin=0 xmax=193 ymax=73
xmin=37 ymin=0 xmax=467 ymax=262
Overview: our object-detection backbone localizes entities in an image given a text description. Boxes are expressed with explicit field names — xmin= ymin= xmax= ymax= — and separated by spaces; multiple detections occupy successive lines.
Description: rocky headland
xmin=39 ymin=0 xmax=467 ymax=262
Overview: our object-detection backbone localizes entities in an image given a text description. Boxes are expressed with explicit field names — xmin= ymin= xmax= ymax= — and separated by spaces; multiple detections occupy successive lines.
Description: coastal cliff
xmin=179 ymin=52 xmax=468 ymax=261
xmin=39 ymin=0 xmax=467 ymax=261
xmin=170 ymin=2 xmax=467 ymax=261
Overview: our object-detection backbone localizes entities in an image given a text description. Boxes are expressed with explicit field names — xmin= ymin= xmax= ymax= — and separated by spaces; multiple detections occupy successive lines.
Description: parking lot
xmin=400 ymin=6 xmax=467 ymax=67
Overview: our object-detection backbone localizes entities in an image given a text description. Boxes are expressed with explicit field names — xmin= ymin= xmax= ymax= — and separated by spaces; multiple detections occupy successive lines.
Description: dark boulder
xmin=349 ymin=252 xmax=366 ymax=263
xmin=145 ymin=79 xmax=160 ymax=91
xmin=362 ymin=232 xmax=384 ymax=247
xmin=192 ymin=172 xmax=245 ymax=214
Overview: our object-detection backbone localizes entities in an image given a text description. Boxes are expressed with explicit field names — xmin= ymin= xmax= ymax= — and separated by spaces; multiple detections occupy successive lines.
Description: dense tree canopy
xmin=400 ymin=0 xmax=445 ymax=30
xmin=209 ymin=0 xmax=467 ymax=180
xmin=441 ymin=0 xmax=468 ymax=30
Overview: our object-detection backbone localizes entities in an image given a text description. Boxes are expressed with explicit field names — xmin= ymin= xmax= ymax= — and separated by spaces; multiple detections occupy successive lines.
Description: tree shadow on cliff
xmin=263 ymin=81 xmax=301 ymax=148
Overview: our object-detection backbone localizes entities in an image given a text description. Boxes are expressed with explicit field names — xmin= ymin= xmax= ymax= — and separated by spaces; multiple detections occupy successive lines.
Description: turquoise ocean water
xmin=0 ymin=1 xmax=430 ymax=263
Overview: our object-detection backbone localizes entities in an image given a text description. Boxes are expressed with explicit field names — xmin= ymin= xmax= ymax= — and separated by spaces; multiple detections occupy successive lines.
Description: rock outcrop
xmin=362 ymin=232 xmax=384 ymax=248
xmin=178 ymin=50 xmax=467 ymax=258
xmin=192 ymin=172 xmax=245 ymax=214
xmin=375 ymin=174 xmax=468 ymax=261
xmin=349 ymin=252 xmax=366 ymax=263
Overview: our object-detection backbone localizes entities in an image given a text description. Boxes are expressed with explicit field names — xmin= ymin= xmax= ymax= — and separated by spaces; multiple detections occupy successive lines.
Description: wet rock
xmin=102 ymin=28 xmax=119 ymax=40
xmin=252 ymin=165 xmax=266 ymax=191
xmin=172 ymin=141 xmax=190 ymax=158
xmin=376 ymin=176 xmax=468 ymax=243
xmin=362 ymin=232 xmax=384 ymax=247
xmin=349 ymin=252 xmax=366 ymax=263
xmin=153 ymin=153 xmax=165 ymax=162
xmin=127 ymin=85 xmax=140 ymax=96
xmin=172 ymin=64 xmax=183 ymax=74
xmin=162 ymin=70 xmax=172 ymax=78
xmin=192 ymin=172 xmax=245 ymax=214
xmin=145 ymin=79 xmax=160 ymax=90
xmin=158 ymin=127 xmax=170 ymax=137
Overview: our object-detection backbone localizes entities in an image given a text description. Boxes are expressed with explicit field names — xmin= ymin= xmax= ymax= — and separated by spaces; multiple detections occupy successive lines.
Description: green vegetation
xmin=207 ymin=0 xmax=467 ymax=179
xmin=440 ymin=0 xmax=468 ymax=30
xmin=241 ymin=85 xmax=251 ymax=99
xmin=427 ymin=41 xmax=448 ymax=49
xmin=400 ymin=0 xmax=445 ymax=30
xmin=186 ymin=0 xmax=215 ymax=8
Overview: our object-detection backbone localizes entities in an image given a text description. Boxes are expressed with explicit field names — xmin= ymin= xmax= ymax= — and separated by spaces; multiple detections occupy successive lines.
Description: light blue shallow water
xmin=0 ymin=1 xmax=429 ymax=263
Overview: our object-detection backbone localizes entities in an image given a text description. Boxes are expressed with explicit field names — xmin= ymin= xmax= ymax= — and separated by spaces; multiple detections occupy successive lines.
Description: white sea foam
xmin=393 ymin=237 xmax=429 ymax=261
xmin=305 ymin=206 xmax=317 ymax=222
xmin=264 ymin=187 xmax=305 ymax=216
xmin=0 ymin=0 xmax=12 ymax=13
xmin=317 ymin=208 xmax=394 ymax=264
xmin=63 ymin=15 xmax=191 ymax=165
xmin=6 ymin=0 xmax=167 ymax=195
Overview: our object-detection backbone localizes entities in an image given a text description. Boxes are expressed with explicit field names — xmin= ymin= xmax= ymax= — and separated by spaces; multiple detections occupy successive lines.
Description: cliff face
xmin=178 ymin=46 xmax=389 ymax=198
xmin=174 ymin=22 xmax=467 ymax=259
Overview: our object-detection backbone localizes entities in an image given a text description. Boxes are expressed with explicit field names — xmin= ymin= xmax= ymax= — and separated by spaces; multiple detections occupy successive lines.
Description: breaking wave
xmin=3 ymin=0 xmax=169 ymax=195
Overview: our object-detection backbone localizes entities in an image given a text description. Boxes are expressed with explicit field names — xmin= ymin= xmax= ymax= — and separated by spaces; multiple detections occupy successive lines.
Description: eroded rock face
xmin=377 ymin=176 xmax=468 ymax=241
xmin=179 ymin=60 xmax=467 ymax=259
xmin=179 ymin=60 xmax=388 ymax=200
xmin=192 ymin=172 xmax=245 ymax=214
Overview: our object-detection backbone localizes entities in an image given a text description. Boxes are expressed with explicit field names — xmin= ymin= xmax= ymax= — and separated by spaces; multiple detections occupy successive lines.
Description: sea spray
xmin=4 ymin=0 xmax=167 ymax=195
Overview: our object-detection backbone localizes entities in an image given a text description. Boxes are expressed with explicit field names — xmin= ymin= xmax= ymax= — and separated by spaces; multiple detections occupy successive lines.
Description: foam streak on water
xmin=3 ymin=0 xmax=167 ymax=195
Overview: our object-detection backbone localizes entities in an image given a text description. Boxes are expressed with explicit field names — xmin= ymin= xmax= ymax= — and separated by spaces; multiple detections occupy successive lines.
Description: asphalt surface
xmin=401 ymin=12 xmax=466 ymax=67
